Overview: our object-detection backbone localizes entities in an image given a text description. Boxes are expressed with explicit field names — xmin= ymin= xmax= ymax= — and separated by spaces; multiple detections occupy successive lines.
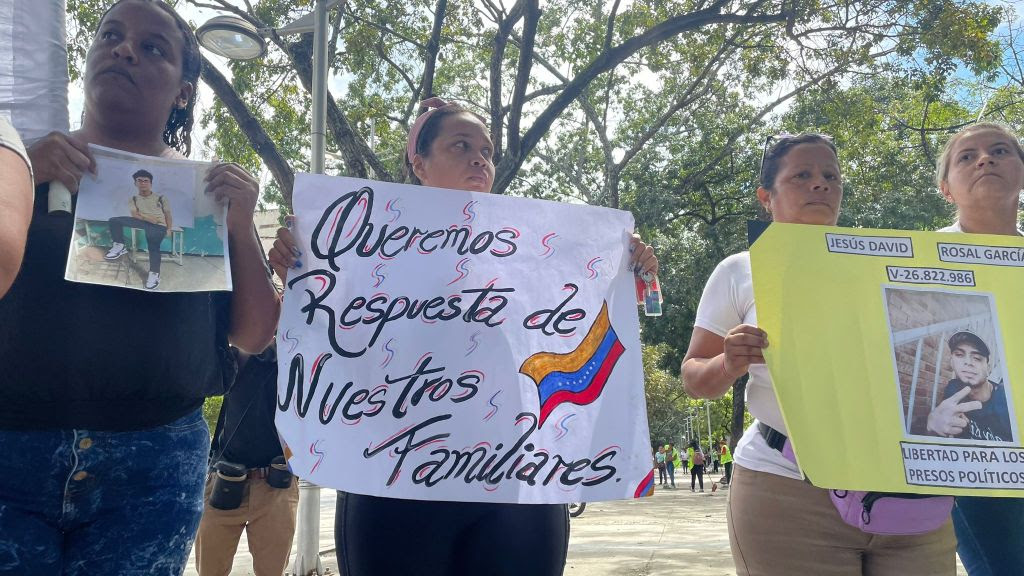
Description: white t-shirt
xmin=692 ymin=252 xmax=803 ymax=480
xmin=939 ymin=221 xmax=1024 ymax=235
xmin=0 ymin=116 xmax=32 ymax=185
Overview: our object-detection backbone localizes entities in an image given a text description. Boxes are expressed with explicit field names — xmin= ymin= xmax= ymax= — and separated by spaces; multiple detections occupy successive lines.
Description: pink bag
xmin=828 ymin=490 xmax=953 ymax=536
xmin=771 ymin=426 xmax=952 ymax=536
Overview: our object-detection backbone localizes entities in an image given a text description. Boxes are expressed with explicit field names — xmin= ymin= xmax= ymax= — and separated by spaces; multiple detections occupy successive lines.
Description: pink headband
xmin=406 ymin=97 xmax=451 ymax=162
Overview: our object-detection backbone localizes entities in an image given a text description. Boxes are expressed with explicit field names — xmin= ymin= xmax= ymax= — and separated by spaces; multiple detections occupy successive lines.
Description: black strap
xmin=758 ymin=422 xmax=819 ymax=485
xmin=209 ymin=350 xmax=263 ymax=467
xmin=757 ymin=421 xmax=788 ymax=452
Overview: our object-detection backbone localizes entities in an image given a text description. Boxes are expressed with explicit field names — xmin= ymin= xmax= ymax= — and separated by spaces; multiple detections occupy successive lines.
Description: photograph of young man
xmin=104 ymin=168 xmax=173 ymax=289
xmin=927 ymin=330 xmax=1013 ymax=442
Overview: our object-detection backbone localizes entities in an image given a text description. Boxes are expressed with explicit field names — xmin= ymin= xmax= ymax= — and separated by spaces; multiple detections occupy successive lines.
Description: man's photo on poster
xmin=885 ymin=286 xmax=1016 ymax=445
xmin=65 ymin=145 xmax=230 ymax=292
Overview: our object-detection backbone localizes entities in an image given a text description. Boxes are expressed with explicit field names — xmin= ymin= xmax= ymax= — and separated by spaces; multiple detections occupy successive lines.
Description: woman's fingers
xmin=52 ymin=158 xmax=86 ymax=192
xmin=205 ymin=162 xmax=260 ymax=237
xmin=268 ymin=244 xmax=297 ymax=281
xmin=636 ymin=246 xmax=658 ymax=276
xmin=269 ymin=222 xmax=302 ymax=281
xmin=720 ymin=325 xmax=768 ymax=376
xmin=206 ymin=165 xmax=256 ymax=191
xmin=276 ymin=226 xmax=300 ymax=258
xmin=628 ymin=234 xmax=659 ymax=276
xmin=63 ymin=133 xmax=96 ymax=171
xmin=28 ymin=132 xmax=95 ymax=192
xmin=725 ymin=325 xmax=768 ymax=347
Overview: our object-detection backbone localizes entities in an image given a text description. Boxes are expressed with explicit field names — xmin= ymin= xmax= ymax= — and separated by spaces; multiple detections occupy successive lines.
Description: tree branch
xmin=489 ymin=0 xmax=527 ymax=165
xmin=287 ymin=36 xmax=393 ymax=180
xmin=499 ymin=83 xmax=566 ymax=115
xmin=200 ymin=57 xmax=295 ymax=202
xmin=344 ymin=9 xmax=427 ymax=50
xmin=604 ymin=0 xmax=622 ymax=51
xmin=617 ymin=35 xmax=740 ymax=172
xmin=416 ymin=0 xmax=448 ymax=115
xmin=493 ymin=2 xmax=790 ymax=193
xmin=505 ymin=0 xmax=541 ymax=158
xmin=677 ymin=45 xmax=891 ymax=195
xmin=376 ymin=41 xmax=417 ymax=95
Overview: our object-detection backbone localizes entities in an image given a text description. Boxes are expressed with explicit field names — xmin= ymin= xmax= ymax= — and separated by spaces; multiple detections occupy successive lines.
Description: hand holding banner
xmin=276 ymin=175 xmax=654 ymax=503
xmin=752 ymin=223 xmax=1024 ymax=496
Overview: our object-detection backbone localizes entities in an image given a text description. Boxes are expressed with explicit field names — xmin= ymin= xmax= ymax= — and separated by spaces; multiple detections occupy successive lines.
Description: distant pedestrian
xmin=688 ymin=440 xmax=705 ymax=492
xmin=655 ymin=446 xmax=667 ymax=485
xmin=665 ymin=444 xmax=679 ymax=488
xmin=719 ymin=439 xmax=732 ymax=485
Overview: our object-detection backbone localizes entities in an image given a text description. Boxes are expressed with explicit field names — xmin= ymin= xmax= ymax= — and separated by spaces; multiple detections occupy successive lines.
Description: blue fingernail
xmin=294 ymin=260 xmax=302 ymax=269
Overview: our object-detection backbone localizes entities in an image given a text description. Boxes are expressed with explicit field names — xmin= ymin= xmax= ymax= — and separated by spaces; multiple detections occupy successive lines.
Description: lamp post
xmin=705 ymin=400 xmax=713 ymax=455
xmin=197 ymin=2 xmax=343 ymax=574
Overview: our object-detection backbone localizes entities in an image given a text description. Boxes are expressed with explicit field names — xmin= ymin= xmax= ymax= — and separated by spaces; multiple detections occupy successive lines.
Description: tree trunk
xmin=200 ymin=58 xmax=295 ymax=200
xmin=287 ymin=36 xmax=392 ymax=182
xmin=729 ymin=375 xmax=747 ymax=453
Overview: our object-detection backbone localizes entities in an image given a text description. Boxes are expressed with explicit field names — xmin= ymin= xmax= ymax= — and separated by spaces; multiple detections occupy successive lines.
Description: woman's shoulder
xmin=712 ymin=251 xmax=751 ymax=275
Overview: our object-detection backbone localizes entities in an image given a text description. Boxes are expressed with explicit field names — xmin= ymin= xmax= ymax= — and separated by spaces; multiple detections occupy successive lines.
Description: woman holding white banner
xmin=931 ymin=122 xmax=1024 ymax=576
xmin=0 ymin=1 xmax=279 ymax=573
xmin=272 ymin=98 xmax=658 ymax=576
xmin=681 ymin=133 xmax=955 ymax=575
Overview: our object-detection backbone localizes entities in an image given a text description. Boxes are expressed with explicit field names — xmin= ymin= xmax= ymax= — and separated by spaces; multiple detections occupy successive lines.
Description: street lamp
xmin=196 ymin=0 xmax=344 ymax=175
xmin=197 ymin=3 xmax=344 ymax=574
xmin=195 ymin=15 xmax=266 ymax=60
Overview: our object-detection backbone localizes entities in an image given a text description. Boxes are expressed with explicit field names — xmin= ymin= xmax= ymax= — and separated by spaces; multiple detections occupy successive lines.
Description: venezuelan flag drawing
xmin=519 ymin=301 xmax=625 ymax=427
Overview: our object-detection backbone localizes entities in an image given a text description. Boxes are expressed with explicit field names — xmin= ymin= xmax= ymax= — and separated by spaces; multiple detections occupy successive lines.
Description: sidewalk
xmin=185 ymin=471 xmax=967 ymax=575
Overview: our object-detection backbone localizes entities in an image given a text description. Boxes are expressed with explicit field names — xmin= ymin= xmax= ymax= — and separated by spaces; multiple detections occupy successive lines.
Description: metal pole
xmin=292 ymin=3 xmax=328 ymax=574
xmin=310 ymin=0 xmax=328 ymax=175
xmin=292 ymin=479 xmax=323 ymax=576
xmin=705 ymin=401 xmax=712 ymax=455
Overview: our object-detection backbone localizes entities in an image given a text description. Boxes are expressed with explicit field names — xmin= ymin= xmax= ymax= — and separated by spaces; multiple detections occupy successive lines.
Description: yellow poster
xmin=751 ymin=222 xmax=1024 ymax=496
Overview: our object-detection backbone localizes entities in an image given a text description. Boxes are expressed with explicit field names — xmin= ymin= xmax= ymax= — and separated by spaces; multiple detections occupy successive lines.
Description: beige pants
xmin=727 ymin=463 xmax=955 ymax=576
xmin=195 ymin=473 xmax=299 ymax=576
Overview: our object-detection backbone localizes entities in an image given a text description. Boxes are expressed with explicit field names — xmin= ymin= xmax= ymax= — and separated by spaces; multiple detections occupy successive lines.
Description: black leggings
xmin=691 ymin=464 xmax=704 ymax=490
xmin=108 ymin=216 xmax=166 ymax=273
xmin=336 ymin=492 xmax=570 ymax=576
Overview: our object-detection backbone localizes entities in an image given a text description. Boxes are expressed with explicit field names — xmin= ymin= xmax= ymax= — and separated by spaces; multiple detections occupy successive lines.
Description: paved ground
xmin=185 ymin=471 xmax=967 ymax=575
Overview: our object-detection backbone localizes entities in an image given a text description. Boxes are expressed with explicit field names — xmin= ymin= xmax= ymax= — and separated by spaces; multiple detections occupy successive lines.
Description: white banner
xmin=0 ymin=0 xmax=69 ymax=140
xmin=276 ymin=174 xmax=655 ymax=504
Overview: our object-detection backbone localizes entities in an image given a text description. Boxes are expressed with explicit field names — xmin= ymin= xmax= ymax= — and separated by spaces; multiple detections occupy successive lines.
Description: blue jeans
xmin=953 ymin=496 xmax=1024 ymax=576
xmin=0 ymin=409 xmax=209 ymax=575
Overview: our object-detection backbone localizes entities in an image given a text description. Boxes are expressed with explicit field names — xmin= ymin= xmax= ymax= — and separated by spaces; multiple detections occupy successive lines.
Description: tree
xmin=644 ymin=343 xmax=742 ymax=447
xmin=68 ymin=0 xmax=1007 ymax=208
xmin=643 ymin=343 xmax=689 ymax=445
